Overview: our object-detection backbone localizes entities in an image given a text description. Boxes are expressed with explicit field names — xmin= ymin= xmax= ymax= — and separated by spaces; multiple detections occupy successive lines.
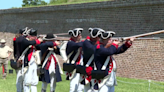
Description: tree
xmin=22 ymin=0 xmax=47 ymax=7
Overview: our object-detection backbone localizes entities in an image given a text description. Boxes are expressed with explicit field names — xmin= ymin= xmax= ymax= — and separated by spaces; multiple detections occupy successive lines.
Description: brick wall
xmin=0 ymin=0 xmax=164 ymax=81
xmin=114 ymin=39 xmax=164 ymax=81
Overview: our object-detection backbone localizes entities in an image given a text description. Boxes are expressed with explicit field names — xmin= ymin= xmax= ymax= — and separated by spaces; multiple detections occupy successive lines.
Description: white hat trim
xmin=68 ymin=28 xmax=83 ymax=37
xmin=89 ymin=28 xmax=105 ymax=38
xmin=101 ymin=31 xmax=115 ymax=39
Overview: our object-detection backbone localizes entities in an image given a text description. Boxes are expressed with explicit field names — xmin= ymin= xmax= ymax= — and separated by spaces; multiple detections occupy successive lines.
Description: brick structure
xmin=0 ymin=0 xmax=164 ymax=81
xmin=115 ymin=39 xmax=164 ymax=81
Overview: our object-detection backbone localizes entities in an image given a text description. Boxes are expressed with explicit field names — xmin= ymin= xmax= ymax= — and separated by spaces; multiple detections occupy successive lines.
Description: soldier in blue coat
xmin=13 ymin=27 xmax=29 ymax=92
xmin=14 ymin=27 xmax=30 ymax=62
xmin=64 ymin=28 xmax=84 ymax=92
xmin=38 ymin=33 xmax=62 ymax=92
xmin=79 ymin=28 xmax=105 ymax=92
xmin=93 ymin=31 xmax=135 ymax=92
xmin=20 ymin=28 xmax=42 ymax=92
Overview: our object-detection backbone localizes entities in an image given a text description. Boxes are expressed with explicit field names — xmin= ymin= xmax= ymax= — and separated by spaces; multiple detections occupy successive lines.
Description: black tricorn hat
xmin=101 ymin=31 xmax=115 ymax=39
xmin=68 ymin=28 xmax=83 ymax=37
xmin=43 ymin=33 xmax=57 ymax=40
xmin=88 ymin=28 xmax=105 ymax=38
xmin=19 ymin=27 xmax=29 ymax=34
xmin=29 ymin=29 xmax=37 ymax=36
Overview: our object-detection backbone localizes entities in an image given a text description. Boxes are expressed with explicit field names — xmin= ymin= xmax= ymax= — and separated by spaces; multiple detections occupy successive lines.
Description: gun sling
xmin=63 ymin=48 xmax=80 ymax=73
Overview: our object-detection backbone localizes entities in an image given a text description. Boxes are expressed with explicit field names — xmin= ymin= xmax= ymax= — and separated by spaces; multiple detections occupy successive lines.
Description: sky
xmin=0 ymin=0 xmax=50 ymax=10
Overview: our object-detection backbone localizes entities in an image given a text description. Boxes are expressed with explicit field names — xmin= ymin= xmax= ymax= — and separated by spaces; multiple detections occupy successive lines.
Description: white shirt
xmin=0 ymin=45 xmax=13 ymax=58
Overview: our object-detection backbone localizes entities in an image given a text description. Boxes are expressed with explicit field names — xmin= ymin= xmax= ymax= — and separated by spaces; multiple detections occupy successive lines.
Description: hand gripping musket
xmin=113 ymin=30 xmax=164 ymax=41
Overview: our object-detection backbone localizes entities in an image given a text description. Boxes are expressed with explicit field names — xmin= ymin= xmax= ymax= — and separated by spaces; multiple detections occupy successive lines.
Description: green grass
xmin=0 ymin=63 xmax=164 ymax=92
xmin=48 ymin=0 xmax=114 ymax=6
xmin=17 ymin=0 xmax=114 ymax=9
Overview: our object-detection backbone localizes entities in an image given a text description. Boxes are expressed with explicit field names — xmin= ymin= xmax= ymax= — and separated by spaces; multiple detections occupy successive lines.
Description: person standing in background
xmin=0 ymin=39 xmax=13 ymax=79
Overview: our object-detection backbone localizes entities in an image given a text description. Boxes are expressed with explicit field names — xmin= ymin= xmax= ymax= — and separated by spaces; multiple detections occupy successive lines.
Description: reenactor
xmin=92 ymin=31 xmax=134 ymax=92
xmin=20 ymin=28 xmax=42 ymax=92
xmin=63 ymin=28 xmax=84 ymax=92
xmin=76 ymin=28 xmax=105 ymax=92
xmin=38 ymin=33 xmax=62 ymax=92
xmin=12 ymin=27 xmax=29 ymax=92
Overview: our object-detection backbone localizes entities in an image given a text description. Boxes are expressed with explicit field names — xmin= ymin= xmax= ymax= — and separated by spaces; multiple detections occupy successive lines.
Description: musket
xmin=38 ymin=30 xmax=164 ymax=41
xmin=39 ymin=33 xmax=68 ymax=37
xmin=120 ymin=30 xmax=164 ymax=41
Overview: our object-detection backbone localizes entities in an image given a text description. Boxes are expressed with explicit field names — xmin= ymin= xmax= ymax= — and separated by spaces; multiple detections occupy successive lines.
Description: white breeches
xmin=70 ymin=73 xmax=84 ymax=92
xmin=16 ymin=69 xmax=23 ymax=92
xmin=99 ymin=71 xmax=116 ymax=92
xmin=23 ymin=58 xmax=38 ymax=92
xmin=84 ymin=83 xmax=93 ymax=92
xmin=98 ymin=85 xmax=114 ymax=92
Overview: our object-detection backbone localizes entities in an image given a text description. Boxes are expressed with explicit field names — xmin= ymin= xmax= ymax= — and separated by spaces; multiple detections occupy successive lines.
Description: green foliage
xmin=22 ymin=0 xmax=47 ymax=7
xmin=21 ymin=0 xmax=114 ymax=8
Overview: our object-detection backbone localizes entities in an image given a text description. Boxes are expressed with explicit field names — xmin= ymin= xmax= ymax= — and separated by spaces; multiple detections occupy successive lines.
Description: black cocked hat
xmin=101 ymin=31 xmax=115 ymax=39
xmin=29 ymin=29 xmax=37 ymax=36
xmin=88 ymin=28 xmax=105 ymax=38
xmin=68 ymin=28 xmax=83 ymax=37
xmin=43 ymin=33 xmax=57 ymax=40
xmin=19 ymin=27 xmax=29 ymax=34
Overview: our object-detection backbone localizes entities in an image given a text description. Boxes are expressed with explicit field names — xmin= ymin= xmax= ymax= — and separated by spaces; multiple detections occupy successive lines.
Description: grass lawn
xmin=0 ymin=64 xmax=164 ymax=92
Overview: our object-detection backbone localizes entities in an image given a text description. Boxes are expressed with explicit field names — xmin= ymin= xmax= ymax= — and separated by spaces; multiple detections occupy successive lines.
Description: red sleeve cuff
xmin=35 ymin=39 xmax=41 ymax=45
xmin=112 ymin=43 xmax=118 ymax=49
xmin=125 ymin=41 xmax=132 ymax=48
xmin=13 ymin=37 xmax=16 ymax=41
xmin=53 ymin=42 xmax=57 ymax=46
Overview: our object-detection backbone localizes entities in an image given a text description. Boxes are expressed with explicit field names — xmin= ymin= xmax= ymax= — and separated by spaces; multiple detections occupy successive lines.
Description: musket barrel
xmin=122 ymin=30 xmax=164 ymax=41
xmin=54 ymin=33 xmax=68 ymax=36
xmin=39 ymin=33 xmax=68 ymax=36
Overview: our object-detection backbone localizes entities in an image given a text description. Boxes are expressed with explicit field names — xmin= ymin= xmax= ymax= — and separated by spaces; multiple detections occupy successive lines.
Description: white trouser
xmin=16 ymin=69 xmax=23 ymax=92
xmin=99 ymin=71 xmax=116 ymax=92
xmin=42 ymin=72 xmax=56 ymax=91
xmin=98 ymin=85 xmax=114 ymax=92
xmin=23 ymin=58 xmax=38 ymax=92
xmin=84 ymin=83 xmax=93 ymax=92
xmin=70 ymin=73 xmax=84 ymax=92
